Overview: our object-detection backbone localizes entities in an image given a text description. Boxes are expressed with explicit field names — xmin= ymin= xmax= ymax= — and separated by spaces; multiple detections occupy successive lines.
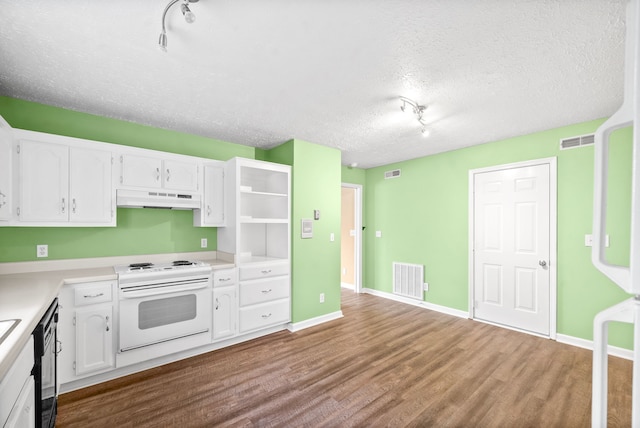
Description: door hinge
xmin=111 ymin=156 xmax=114 ymax=165
xmin=16 ymin=144 xmax=20 ymax=154
xmin=73 ymin=361 xmax=76 ymax=370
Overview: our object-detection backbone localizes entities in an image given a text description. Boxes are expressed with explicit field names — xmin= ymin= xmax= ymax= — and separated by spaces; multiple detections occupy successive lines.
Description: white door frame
xmin=468 ymin=157 xmax=557 ymax=339
xmin=341 ymin=183 xmax=363 ymax=293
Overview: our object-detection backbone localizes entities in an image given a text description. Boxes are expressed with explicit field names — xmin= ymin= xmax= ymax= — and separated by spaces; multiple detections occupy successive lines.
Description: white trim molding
xmin=556 ymin=334 xmax=633 ymax=361
xmin=287 ymin=311 xmax=344 ymax=332
xmin=362 ymin=288 xmax=469 ymax=319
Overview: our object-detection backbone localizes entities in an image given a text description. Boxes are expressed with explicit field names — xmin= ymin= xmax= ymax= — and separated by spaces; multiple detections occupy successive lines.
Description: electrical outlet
xmin=376 ymin=231 xmax=382 ymax=238
xmin=330 ymin=233 xmax=335 ymax=242
xmin=320 ymin=293 xmax=325 ymax=303
xmin=37 ymin=244 xmax=48 ymax=258
xmin=201 ymin=238 xmax=208 ymax=248
xmin=424 ymin=282 xmax=429 ymax=291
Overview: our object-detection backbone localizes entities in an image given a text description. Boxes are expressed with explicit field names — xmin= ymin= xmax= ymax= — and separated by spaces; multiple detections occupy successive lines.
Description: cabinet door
xmin=18 ymin=140 xmax=69 ymax=222
xmin=69 ymin=147 xmax=113 ymax=224
xmin=163 ymin=159 xmax=198 ymax=191
xmin=213 ymin=286 xmax=237 ymax=341
xmin=75 ymin=306 xmax=114 ymax=376
xmin=203 ymin=164 xmax=225 ymax=226
xmin=0 ymin=118 xmax=12 ymax=222
xmin=120 ymin=154 xmax=162 ymax=189
xmin=4 ymin=376 xmax=35 ymax=428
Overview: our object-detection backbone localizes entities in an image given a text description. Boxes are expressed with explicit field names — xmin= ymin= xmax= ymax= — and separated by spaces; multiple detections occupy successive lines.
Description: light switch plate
xmin=201 ymin=238 xmax=208 ymax=248
xmin=376 ymin=231 xmax=382 ymax=238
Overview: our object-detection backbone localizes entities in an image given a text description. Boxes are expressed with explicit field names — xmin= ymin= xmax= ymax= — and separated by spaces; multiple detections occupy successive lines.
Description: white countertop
xmin=0 ymin=252 xmax=235 ymax=381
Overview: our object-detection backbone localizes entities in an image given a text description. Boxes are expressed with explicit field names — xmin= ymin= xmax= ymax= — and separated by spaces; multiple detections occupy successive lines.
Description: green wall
xmin=0 ymin=97 xmax=254 ymax=262
xmin=265 ymin=140 xmax=342 ymax=323
xmin=341 ymin=165 xmax=366 ymax=185
xmin=364 ymin=119 xmax=633 ymax=348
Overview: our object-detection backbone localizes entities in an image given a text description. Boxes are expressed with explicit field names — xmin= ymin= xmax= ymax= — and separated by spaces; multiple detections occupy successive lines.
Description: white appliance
xmin=115 ymin=260 xmax=212 ymax=358
xmin=116 ymin=189 xmax=201 ymax=209
xmin=591 ymin=0 xmax=640 ymax=425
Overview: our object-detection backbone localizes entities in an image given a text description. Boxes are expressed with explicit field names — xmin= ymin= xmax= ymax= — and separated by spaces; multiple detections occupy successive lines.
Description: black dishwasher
xmin=33 ymin=298 xmax=59 ymax=428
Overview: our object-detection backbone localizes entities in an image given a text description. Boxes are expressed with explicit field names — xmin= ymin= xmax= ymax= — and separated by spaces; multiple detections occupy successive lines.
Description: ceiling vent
xmin=384 ymin=169 xmax=401 ymax=179
xmin=560 ymin=134 xmax=595 ymax=150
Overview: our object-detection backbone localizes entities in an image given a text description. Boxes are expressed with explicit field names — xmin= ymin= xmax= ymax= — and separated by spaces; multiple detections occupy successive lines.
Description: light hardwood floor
xmin=57 ymin=290 xmax=632 ymax=427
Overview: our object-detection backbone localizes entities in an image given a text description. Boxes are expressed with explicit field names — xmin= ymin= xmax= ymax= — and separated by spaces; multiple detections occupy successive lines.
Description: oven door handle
xmin=121 ymin=282 xmax=209 ymax=299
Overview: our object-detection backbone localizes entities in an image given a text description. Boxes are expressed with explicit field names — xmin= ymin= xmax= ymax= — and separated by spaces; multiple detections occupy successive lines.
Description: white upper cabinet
xmin=194 ymin=163 xmax=225 ymax=227
xmin=14 ymin=130 xmax=115 ymax=226
xmin=0 ymin=115 xmax=13 ymax=222
xmin=17 ymin=139 xmax=69 ymax=222
xmin=70 ymin=147 xmax=113 ymax=224
xmin=119 ymin=154 xmax=199 ymax=192
xmin=120 ymin=153 xmax=162 ymax=189
xmin=163 ymin=158 xmax=199 ymax=191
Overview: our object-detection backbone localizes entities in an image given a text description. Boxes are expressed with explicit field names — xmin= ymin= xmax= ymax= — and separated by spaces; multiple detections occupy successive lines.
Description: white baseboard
xmin=341 ymin=282 xmax=355 ymax=290
xmin=287 ymin=310 xmax=344 ymax=332
xmin=556 ymin=334 xmax=633 ymax=361
xmin=361 ymin=288 xmax=469 ymax=319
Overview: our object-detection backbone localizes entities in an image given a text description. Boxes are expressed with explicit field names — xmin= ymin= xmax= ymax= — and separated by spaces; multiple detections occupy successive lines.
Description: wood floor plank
xmin=57 ymin=290 xmax=632 ymax=427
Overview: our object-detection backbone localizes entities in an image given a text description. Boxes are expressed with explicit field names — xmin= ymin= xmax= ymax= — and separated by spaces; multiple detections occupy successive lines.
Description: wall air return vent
xmin=384 ymin=169 xmax=401 ymax=179
xmin=560 ymin=134 xmax=595 ymax=150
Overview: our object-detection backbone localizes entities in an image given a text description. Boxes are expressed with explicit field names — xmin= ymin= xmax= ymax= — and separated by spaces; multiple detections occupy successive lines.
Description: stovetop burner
xmin=114 ymin=260 xmax=210 ymax=276
xmin=172 ymin=260 xmax=195 ymax=266
xmin=129 ymin=262 xmax=153 ymax=268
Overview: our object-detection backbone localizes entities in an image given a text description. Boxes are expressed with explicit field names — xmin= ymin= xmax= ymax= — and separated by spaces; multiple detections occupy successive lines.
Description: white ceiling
xmin=0 ymin=0 xmax=627 ymax=169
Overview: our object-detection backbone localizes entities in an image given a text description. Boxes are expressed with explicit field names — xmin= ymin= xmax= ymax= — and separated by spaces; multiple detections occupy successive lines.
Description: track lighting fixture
xmin=158 ymin=0 xmax=199 ymax=52
xmin=400 ymin=96 xmax=429 ymax=136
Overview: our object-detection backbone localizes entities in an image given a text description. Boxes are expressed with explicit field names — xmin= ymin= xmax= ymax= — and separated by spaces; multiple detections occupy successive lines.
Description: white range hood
xmin=116 ymin=189 xmax=201 ymax=210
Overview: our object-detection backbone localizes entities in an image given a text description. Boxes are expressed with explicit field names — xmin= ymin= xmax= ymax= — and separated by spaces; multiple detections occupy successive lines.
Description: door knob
xmin=539 ymin=260 xmax=547 ymax=267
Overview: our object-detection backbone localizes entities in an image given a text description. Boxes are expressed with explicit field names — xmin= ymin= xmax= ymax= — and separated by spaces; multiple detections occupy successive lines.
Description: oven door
xmin=119 ymin=281 xmax=211 ymax=352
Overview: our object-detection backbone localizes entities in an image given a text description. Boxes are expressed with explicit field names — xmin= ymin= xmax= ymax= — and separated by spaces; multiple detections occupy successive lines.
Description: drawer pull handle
xmin=105 ymin=315 xmax=110 ymax=332
xmin=219 ymin=278 xmax=231 ymax=282
xmin=261 ymin=269 xmax=272 ymax=274
xmin=261 ymin=288 xmax=272 ymax=294
xmin=83 ymin=292 xmax=105 ymax=298
xmin=261 ymin=313 xmax=272 ymax=318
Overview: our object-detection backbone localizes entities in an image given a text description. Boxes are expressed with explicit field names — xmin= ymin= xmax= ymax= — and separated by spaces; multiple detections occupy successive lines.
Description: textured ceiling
xmin=0 ymin=0 xmax=627 ymax=169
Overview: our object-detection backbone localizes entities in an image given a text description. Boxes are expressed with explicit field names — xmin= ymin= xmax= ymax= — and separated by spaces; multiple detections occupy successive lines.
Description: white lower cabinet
xmin=0 ymin=336 xmax=35 ymax=428
xmin=238 ymin=261 xmax=290 ymax=334
xmin=213 ymin=286 xmax=237 ymax=341
xmin=4 ymin=376 xmax=35 ymax=428
xmin=59 ymin=281 xmax=116 ymax=384
xmin=212 ymin=268 xmax=237 ymax=342
xmin=75 ymin=305 xmax=114 ymax=376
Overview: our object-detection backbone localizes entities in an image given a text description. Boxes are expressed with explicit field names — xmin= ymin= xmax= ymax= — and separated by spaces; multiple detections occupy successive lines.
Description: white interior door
xmin=472 ymin=161 xmax=553 ymax=336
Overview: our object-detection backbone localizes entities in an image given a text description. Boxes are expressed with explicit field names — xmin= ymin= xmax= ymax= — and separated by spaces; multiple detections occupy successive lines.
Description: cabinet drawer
xmin=213 ymin=268 xmax=237 ymax=287
xmin=74 ymin=281 xmax=113 ymax=306
xmin=239 ymin=299 xmax=290 ymax=333
xmin=240 ymin=277 xmax=289 ymax=307
xmin=239 ymin=262 xmax=289 ymax=281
